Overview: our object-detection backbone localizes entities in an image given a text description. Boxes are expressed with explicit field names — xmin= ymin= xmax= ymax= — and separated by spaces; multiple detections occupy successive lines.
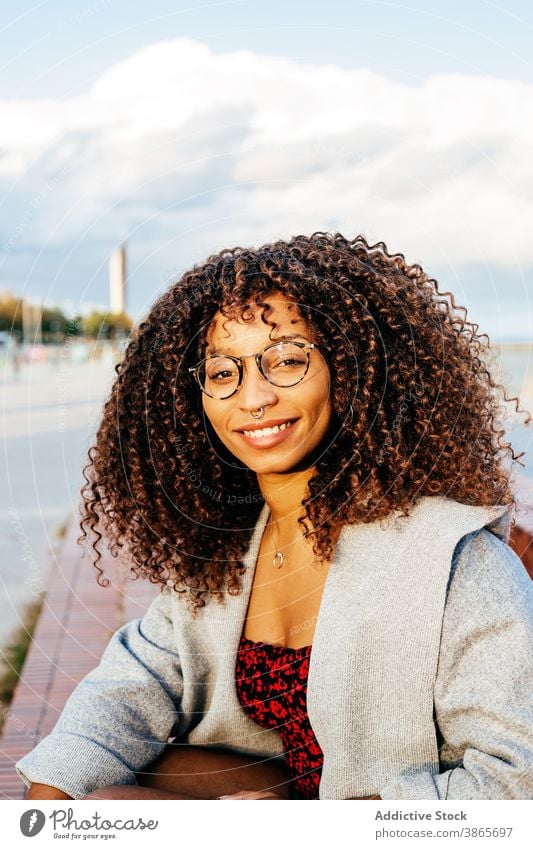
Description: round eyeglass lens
xmin=261 ymin=341 xmax=309 ymax=386
xmin=202 ymin=356 xmax=240 ymax=398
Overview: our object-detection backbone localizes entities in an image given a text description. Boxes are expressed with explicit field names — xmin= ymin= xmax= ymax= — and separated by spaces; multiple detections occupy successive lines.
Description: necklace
xmin=268 ymin=517 xmax=301 ymax=569
xmin=268 ymin=518 xmax=329 ymax=571
xmin=267 ymin=514 xmax=336 ymax=571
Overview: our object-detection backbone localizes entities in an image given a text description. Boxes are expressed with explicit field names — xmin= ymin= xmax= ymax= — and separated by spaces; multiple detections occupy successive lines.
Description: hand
xmin=27 ymin=783 xmax=73 ymax=800
xmin=349 ymin=795 xmax=381 ymax=800
xmin=217 ymin=789 xmax=285 ymax=800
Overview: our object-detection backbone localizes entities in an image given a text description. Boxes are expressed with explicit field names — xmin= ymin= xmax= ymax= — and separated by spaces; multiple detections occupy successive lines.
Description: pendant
xmin=272 ymin=549 xmax=285 ymax=569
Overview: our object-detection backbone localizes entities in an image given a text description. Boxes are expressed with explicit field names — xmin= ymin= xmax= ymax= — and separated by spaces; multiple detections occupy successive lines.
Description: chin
xmin=246 ymin=452 xmax=315 ymax=475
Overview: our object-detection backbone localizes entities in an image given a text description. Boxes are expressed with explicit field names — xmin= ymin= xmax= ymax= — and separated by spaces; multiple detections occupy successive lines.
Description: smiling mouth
xmin=238 ymin=418 xmax=298 ymax=438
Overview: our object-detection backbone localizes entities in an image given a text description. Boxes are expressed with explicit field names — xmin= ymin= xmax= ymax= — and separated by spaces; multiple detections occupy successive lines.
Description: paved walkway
xmin=0 ymin=357 xmax=118 ymax=653
xmin=0 ymin=516 xmax=157 ymax=799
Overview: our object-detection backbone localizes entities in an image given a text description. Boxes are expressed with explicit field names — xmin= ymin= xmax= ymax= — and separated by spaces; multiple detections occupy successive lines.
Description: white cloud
xmin=1 ymin=36 xmax=532 ymax=278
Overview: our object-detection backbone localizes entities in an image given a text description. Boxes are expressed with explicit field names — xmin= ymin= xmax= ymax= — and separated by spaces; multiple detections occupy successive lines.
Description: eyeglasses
xmin=188 ymin=338 xmax=318 ymax=400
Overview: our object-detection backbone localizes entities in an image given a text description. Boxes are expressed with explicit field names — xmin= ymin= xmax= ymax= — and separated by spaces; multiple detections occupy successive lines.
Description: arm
xmin=27 ymin=783 xmax=73 ymax=800
xmin=380 ymin=528 xmax=533 ymax=800
xmin=29 ymin=745 xmax=292 ymax=801
xmin=16 ymin=588 xmax=183 ymax=800
xmin=136 ymin=743 xmax=291 ymax=799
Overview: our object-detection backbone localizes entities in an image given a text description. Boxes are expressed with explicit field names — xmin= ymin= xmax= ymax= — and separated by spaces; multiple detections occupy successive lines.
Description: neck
xmin=257 ymin=467 xmax=314 ymax=539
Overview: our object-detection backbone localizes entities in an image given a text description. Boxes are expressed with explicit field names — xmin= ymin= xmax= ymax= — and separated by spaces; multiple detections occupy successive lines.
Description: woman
xmin=18 ymin=232 xmax=533 ymax=800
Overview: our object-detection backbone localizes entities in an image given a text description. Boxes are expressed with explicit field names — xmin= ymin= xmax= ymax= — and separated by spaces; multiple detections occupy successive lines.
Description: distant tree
xmin=0 ymin=293 xmax=94 ymax=341
xmin=41 ymin=306 xmax=72 ymax=340
xmin=0 ymin=295 xmax=132 ymax=342
xmin=65 ymin=316 xmax=84 ymax=337
xmin=82 ymin=311 xmax=133 ymax=339
xmin=0 ymin=292 xmax=23 ymax=335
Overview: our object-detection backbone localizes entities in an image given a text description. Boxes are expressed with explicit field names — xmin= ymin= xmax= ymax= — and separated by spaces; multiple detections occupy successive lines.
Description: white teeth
xmin=242 ymin=421 xmax=293 ymax=438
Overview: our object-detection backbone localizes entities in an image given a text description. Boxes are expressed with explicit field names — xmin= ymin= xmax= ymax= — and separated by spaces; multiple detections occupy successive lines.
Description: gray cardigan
xmin=16 ymin=495 xmax=533 ymax=800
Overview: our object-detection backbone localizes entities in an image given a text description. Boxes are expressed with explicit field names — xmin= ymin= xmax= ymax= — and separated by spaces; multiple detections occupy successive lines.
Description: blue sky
xmin=0 ymin=0 xmax=533 ymax=97
xmin=1 ymin=1 xmax=533 ymax=96
xmin=1 ymin=1 xmax=532 ymax=339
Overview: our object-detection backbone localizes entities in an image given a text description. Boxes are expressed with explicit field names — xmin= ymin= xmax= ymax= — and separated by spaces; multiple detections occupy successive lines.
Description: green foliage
xmin=0 ymin=292 xmax=22 ymax=334
xmin=0 ymin=291 xmax=133 ymax=341
xmin=81 ymin=310 xmax=133 ymax=339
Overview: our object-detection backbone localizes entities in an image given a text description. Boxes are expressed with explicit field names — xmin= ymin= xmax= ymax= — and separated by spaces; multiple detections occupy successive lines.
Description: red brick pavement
xmin=0 ymin=517 xmax=158 ymax=799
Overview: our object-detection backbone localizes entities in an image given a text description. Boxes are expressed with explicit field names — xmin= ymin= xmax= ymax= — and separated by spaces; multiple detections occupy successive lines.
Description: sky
xmin=0 ymin=0 xmax=532 ymax=339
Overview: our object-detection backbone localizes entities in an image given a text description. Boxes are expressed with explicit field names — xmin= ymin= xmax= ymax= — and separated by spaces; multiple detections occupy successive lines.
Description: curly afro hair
xmin=79 ymin=232 xmax=529 ymax=615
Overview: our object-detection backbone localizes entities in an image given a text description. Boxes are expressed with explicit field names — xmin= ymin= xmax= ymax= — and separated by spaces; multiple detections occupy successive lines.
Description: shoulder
xmin=444 ymin=528 xmax=533 ymax=633
xmin=136 ymin=587 xmax=176 ymax=638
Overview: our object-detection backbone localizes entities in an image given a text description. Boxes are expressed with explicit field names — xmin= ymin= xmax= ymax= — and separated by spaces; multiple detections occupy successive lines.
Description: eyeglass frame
xmin=188 ymin=338 xmax=319 ymax=399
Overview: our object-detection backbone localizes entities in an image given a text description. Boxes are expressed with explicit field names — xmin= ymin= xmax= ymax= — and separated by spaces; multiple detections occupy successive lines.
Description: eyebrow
xmin=205 ymin=333 xmax=310 ymax=356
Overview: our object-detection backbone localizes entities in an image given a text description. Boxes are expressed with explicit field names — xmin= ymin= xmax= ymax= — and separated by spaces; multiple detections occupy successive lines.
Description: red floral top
xmin=235 ymin=634 xmax=324 ymax=799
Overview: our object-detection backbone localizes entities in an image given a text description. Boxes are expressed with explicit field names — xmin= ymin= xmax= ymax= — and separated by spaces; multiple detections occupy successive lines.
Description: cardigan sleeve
xmin=15 ymin=587 xmax=183 ymax=800
xmin=380 ymin=527 xmax=533 ymax=800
